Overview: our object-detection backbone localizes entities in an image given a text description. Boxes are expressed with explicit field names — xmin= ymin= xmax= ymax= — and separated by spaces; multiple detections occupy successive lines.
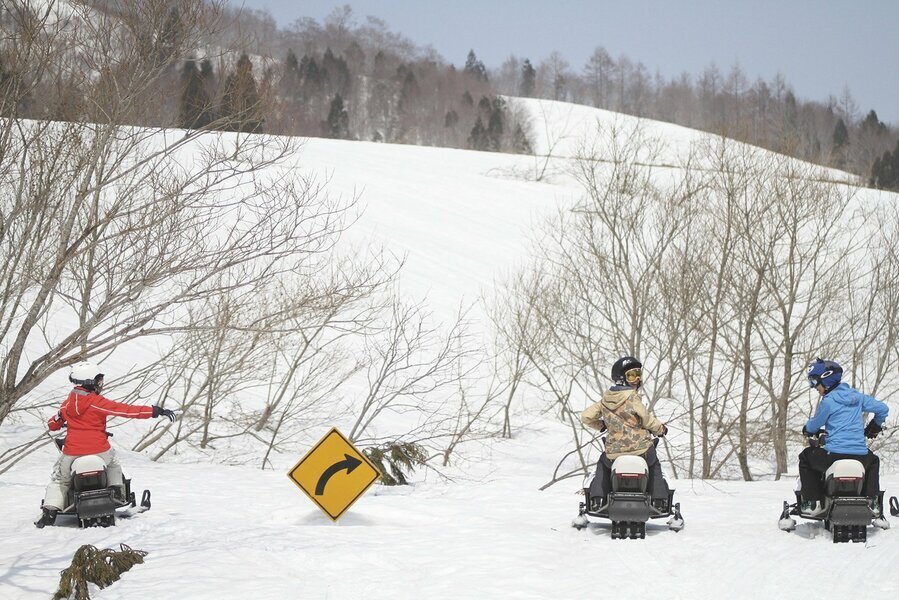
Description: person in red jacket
xmin=35 ymin=362 xmax=176 ymax=528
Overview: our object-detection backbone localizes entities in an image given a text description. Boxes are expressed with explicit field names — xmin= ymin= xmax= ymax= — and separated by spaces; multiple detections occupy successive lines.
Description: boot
xmin=801 ymin=500 xmax=826 ymax=517
xmin=869 ymin=497 xmax=882 ymax=518
xmin=34 ymin=507 xmax=57 ymax=529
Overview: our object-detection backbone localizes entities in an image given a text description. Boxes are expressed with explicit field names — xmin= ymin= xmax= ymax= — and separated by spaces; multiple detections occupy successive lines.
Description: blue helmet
xmin=806 ymin=358 xmax=842 ymax=392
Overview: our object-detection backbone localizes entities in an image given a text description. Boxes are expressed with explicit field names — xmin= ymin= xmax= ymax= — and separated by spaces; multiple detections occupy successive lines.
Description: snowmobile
xmin=40 ymin=436 xmax=151 ymax=528
xmin=778 ymin=430 xmax=898 ymax=543
xmin=572 ymin=438 xmax=684 ymax=539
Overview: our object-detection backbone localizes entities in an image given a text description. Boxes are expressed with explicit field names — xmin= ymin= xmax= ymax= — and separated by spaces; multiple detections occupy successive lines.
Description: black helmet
xmin=611 ymin=356 xmax=642 ymax=387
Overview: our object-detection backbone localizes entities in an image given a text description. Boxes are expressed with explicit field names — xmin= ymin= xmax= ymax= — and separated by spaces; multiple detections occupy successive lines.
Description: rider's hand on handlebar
xmin=864 ymin=419 xmax=883 ymax=439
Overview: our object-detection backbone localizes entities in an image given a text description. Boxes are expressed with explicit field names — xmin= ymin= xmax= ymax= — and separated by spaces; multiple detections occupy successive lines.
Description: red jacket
xmin=48 ymin=387 xmax=153 ymax=455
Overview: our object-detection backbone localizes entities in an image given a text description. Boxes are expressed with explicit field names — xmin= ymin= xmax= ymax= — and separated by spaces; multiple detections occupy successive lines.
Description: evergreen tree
xmin=468 ymin=116 xmax=489 ymax=150
xmin=199 ymin=59 xmax=215 ymax=107
xmin=487 ymin=98 xmax=504 ymax=151
xmin=890 ymin=142 xmax=899 ymax=190
xmin=345 ymin=41 xmax=365 ymax=70
xmin=281 ymin=50 xmax=300 ymax=101
xmin=463 ymin=50 xmax=488 ymax=82
xmin=298 ymin=55 xmax=325 ymax=102
xmin=444 ymin=110 xmax=458 ymax=128
xmin=512 ymin=123 xmax=532 ymax=154
xmin=373 ymin=50 xmax=389 ymax=78
xmin=286 ymin=49 xmax=299 ymax=72
xmin=520 ymin=59 xmax=536 ymax=97
xmin=178 ymin=59 xmax=213 ymax=129
xmin=221 ymin=54 xmax=263 ymax=133
xmin=871 ymin=139 xmax=899 ymax=191
xmin=784 ymin=91 xmax=798 ymax=127
xmin=156 ymin=6 xmax=183 ymax=67
xmin=322 ymin=47 xmax=351 ymax=96
xmin=325 ymin=93 xmax=350 ymax=138
xmin=832 ymin=118 xmax=849 ymax=151
xmin=870 ymin=156 xmax=882 ymax=188
xmin=861 ymin=109 xmax=887 ymax=136
xmin=477 ymin=95 xmax=492 ymax=120
xmin=397 ymin=70 xmax=420 ymax=115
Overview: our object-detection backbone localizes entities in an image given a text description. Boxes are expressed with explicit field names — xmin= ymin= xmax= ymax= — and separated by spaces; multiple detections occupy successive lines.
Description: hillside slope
xmin=1 ymin=99 xmax=898 ymax=599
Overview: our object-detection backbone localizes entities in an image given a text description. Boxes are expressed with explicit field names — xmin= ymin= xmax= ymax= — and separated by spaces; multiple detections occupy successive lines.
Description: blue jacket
xmin=805 ymin=382 xmax=889 ymax=455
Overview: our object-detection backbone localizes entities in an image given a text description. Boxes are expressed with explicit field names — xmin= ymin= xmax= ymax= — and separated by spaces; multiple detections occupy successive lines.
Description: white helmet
xmin=69 ymin=362 xmax=105 ymax=391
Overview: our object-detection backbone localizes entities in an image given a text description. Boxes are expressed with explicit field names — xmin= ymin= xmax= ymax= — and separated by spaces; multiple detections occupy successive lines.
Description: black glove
xmin=864 ymin=419 xmax=883 ymax=439
xmin=659 ymin=424 xmax=668 ymax=437
xmin=152 ymin=405 xmax=177 ymax=422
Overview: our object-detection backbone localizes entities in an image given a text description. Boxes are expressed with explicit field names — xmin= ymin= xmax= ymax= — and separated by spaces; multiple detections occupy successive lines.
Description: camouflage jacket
xmin=581 ymin=387 xmax=665 ymax=459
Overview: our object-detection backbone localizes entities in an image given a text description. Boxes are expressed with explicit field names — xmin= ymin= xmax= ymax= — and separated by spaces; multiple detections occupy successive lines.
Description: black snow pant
xmin=589 ymin=445 xmax=669 ymax=503
xmin=798 ymin=446 xmax=880 ymax=502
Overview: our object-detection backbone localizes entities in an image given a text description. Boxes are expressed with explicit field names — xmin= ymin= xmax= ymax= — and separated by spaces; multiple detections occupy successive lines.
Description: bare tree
xmin=0 ymin=1 xmax=355 ymax=428
xmin=495 ymin=116 xmax=897 ymax=485
xmin=348 ymin=300 xmax=475 ymax=446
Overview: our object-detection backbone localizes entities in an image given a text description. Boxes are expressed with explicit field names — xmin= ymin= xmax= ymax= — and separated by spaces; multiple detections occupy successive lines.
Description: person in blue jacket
xmin=799 ymin=359 xmax=889 ymax=516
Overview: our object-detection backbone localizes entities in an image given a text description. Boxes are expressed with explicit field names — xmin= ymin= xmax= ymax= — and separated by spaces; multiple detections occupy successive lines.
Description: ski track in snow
xmin=2 ymin=98 xmax=899 ymax=598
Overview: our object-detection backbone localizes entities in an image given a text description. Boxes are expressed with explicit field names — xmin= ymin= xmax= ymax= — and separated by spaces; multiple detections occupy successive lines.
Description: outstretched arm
xmin=90 ymin=396 xmax=154 ymax=419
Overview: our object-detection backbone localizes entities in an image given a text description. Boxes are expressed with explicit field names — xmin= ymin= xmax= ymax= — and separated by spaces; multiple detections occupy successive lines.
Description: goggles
xmin=624 ymin=368 xmax=642 ymax=384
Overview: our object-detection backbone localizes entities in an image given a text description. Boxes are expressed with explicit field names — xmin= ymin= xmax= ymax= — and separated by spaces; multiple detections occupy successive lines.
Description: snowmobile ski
xmin=667 ymin=503 xmax=685 ymax=532
xmin=119 ymin=490 xmax=152 ymax=519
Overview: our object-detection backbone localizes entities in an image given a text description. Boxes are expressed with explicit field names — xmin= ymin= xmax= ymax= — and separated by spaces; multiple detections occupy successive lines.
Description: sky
xmin=232 ymin=0 xmax=899 ymax=125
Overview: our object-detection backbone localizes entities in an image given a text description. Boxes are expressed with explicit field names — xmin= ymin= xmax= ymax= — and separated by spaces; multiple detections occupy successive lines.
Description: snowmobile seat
xmin=611 ymin=455 xmax=648 ymax=493
xmin=71 ymin=455 xmax=109 ymax=492
xmin=825 ymin=459 xmax=865 ymax=496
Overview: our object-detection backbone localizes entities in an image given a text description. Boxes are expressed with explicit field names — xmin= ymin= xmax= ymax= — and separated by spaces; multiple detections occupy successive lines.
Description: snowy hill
xmin=2 ymin=98 xmax=899 ymax=599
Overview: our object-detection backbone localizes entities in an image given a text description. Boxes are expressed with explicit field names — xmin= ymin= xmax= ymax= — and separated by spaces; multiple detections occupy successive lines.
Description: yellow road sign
xmin=287 ymin=428 xmax=381 ymax=521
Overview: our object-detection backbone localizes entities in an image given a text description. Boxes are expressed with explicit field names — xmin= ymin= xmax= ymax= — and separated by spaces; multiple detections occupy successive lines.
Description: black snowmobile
xmin=572 ymin=438 xmax=684 ymax=539
xmin=778 ymin=430 xmax=898 ymax=543
xmin=38 ymin=436 xmax=151 ymax=528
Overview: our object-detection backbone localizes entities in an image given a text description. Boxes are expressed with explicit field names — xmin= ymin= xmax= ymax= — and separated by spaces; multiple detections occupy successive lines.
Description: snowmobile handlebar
xmin=804 ymin=427 xmax=827 ymax=448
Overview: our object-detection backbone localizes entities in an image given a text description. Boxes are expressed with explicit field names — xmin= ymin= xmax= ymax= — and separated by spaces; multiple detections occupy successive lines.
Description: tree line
xmin=226 ymin=4 xmax=898 ymax=189
xmin=494 ymin=50 xmax=899 ymax=190
xmin=7 ymin=1 xmax=895 ymax=187
xmin=0 ymin=2 xmax=533 ymax=154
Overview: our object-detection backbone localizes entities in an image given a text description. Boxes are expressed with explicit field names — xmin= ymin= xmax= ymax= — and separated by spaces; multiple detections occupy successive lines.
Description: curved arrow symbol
xmin=315 ymin=454 xmax=362 ymax=495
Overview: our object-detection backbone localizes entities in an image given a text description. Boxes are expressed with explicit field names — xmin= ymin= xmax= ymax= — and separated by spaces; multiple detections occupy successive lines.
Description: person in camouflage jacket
xmin=581 ymin=356 xmax=669 ymax=508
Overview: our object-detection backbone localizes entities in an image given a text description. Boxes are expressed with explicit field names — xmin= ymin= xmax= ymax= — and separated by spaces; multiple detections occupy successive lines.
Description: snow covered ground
xmin=2 ymin=98 xmax=898 ymax=598
xmin=2 ymin=428 xmax=898 ymax=599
